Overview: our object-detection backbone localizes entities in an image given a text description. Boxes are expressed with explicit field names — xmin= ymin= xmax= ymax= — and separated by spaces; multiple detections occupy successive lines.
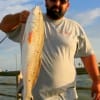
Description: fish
xmin=21 ymin=6 xmax=44 ymax=100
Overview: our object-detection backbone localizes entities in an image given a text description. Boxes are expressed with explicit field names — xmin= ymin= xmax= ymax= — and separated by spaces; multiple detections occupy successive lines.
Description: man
xmin=0 ymin=0 xmax=100 ymax=99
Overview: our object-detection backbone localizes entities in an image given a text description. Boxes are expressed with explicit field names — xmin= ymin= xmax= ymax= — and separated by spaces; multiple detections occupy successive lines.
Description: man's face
xmin=45 ymin=0 xmax=70 ymax=20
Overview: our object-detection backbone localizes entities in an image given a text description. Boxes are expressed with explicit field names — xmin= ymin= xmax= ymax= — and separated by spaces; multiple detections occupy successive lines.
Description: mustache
xmin=51 ymin=5 xmax=61 ymax=11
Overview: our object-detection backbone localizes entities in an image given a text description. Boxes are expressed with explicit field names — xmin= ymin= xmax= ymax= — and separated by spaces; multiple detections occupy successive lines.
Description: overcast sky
xmin=0 ymin=0 xmax=100 ymax=71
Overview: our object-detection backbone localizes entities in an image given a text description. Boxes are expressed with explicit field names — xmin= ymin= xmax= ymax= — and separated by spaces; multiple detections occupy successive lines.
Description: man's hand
xmin=91 ymin=79 xmax=100 ymax=100
xmin=19 ymin=10 xmax=30 ymax=23
xmin=0 ymin=10 xmax=29 ymax=32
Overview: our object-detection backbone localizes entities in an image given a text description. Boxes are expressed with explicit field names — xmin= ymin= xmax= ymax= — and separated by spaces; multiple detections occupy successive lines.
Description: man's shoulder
xmin=64 ymin=17 xmax=83 ymax=29
xmin=64 ymin=17 xmax=80 ymax=25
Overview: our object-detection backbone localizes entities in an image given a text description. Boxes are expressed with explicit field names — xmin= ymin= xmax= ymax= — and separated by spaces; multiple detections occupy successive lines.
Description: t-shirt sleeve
xmin=75 ymin=24 xmax=94 ymax=58
xmin=7 ymin=24 xmax=25 ymax=43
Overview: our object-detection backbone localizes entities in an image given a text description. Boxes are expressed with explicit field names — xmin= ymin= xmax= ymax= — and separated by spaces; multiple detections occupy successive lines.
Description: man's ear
xmin=45 ymin=0 xmax=47 ymax=2
xmin=45 ymin=0 xmax=48 ymax=7
xmin=67 ymin=2 xmax=70 ymax=8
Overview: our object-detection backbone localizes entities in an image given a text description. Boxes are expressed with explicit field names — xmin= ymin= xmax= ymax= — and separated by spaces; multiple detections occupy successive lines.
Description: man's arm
xmin=81 ymin=54 xmax=99 ymax=81
xmin=81 ymin=54 xmax=100 ymax=99
xmin=0 ymin=10 xmax=29 ymax=33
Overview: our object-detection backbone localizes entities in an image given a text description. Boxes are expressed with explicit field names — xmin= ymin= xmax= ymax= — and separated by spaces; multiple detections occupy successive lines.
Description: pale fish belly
xmin=21 ymin=6 xmax=44 ymax=100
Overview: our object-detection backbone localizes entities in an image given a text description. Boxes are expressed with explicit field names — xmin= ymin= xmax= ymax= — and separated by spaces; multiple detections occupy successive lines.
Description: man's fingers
xmin=20 ymin=10 xmax=30 ymax=23
xmin=93 ymin=94 xmax=100 ymax=100
xmin=91 ymin=91 xmax=100 ymax=100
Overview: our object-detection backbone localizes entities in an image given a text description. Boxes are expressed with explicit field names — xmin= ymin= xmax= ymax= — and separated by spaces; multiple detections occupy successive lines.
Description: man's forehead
xmin=46 ymin=0 xmax=69 ymax=4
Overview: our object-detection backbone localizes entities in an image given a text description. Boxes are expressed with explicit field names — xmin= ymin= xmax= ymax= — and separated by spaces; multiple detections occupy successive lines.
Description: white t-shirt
xmin=7 ymin=14 xmax=94 ymax=98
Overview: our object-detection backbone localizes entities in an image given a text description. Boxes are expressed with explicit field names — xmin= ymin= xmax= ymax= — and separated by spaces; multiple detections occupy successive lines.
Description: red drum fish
xmin=21 ymin=6 xmax=44 ymax=100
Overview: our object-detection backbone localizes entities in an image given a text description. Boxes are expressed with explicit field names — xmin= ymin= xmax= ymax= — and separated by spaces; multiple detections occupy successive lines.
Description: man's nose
xmin=54 ymin=0 xmax=61 ymax=6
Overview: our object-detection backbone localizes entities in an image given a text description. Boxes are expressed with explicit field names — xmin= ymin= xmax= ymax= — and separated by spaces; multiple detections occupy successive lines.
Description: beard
xmin=46 ymin=5 xmax=66 ymax=20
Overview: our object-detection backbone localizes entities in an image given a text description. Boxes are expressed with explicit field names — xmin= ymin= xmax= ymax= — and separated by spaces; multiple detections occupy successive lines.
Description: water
xmin=0 ymin=75 xmax=92 ymax=100
xmin=0 ymin=76 xmax=17 ymax=100
xmin=76 ymin=75 xmax=92 ymax=100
